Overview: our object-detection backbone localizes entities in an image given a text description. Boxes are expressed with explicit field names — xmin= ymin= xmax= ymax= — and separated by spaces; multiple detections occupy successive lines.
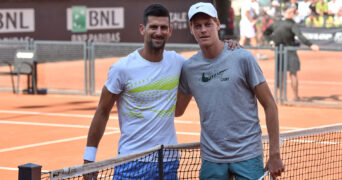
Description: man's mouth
xmin=153 ymin=37 xmax=164 ymax=43
xmin=200 ymin=36 xmax=210 ymax=40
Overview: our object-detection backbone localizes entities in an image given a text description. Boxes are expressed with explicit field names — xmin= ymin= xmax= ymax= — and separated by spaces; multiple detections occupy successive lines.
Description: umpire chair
xmin=12 ymin=50 xmax=36 ymax=94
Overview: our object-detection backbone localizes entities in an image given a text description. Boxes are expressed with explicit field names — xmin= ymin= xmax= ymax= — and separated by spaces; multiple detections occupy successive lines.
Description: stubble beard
xmin=149 ymin=36 xmax=166 ymax=51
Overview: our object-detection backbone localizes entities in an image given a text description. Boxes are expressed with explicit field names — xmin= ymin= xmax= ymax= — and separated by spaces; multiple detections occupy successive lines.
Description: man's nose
xmin=155 ymin=27 xmax=162 ymax=35
xmin=200 ymin=26 xmax=207 ymax=33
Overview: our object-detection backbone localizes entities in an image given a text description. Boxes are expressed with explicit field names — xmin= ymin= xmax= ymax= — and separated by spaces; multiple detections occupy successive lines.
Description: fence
xmin=0 ymin=41 xmax=30 ymax=92
xmin=0 ymin=40 xmax=341 ymax=108
xmin=278 ymin=45 xmax=342 ymax=108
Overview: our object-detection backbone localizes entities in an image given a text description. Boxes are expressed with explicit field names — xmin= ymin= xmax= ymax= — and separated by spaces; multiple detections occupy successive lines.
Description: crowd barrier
xmin=0 ymin=40 xmax=341 ymax=108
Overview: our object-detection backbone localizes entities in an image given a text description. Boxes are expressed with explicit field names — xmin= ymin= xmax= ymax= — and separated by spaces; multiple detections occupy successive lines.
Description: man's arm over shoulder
xmin=254 ymin=82 xmax=285 ymax=179
xmin=84 ymin=86 xmax=119 ymax=163
xmin=175 ymin=89 xmax=192 ymax=117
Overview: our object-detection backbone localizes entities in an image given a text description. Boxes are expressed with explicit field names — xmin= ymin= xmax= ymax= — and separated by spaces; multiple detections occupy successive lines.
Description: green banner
xmin=71 ymin=6 xmax=87 ymax=32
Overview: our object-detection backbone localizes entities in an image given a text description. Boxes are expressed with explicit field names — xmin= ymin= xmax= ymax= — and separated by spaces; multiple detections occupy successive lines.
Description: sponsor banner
xmin=0 ymin=9 xmax=35 ymax=33
xmin=67 ymin=7 xmax=124 ymax=32
xmin=300 ymin=26 xmax=342 ymax=48
xmin=0 ymin=0 xmax=212 ymax=43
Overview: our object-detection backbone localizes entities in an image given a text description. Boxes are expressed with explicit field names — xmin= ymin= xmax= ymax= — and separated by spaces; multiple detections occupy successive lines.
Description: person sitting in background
xmin=296 ymin=0 xmax=312 ymax=23
xmin=309 ymin=0 xmax=318 ymax=16
xmin=328 ymin=0 xmax=342 ymax=16
xmin=305 ymin=13 xmax=325 ymax=27
xmin=315 ymin=0 xmax=328 ymax=16
xmin=334 ymin=7 xmax=342 ymax=27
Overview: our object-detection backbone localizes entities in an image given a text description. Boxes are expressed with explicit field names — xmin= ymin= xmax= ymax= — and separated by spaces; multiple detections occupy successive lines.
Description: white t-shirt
xmin=241 ymin=0 xmax=260 ymax=23
xmin=328 ymin=0 xmax=342 ymax=14
xmin=105 ymin=49 xmax=186 ymax=155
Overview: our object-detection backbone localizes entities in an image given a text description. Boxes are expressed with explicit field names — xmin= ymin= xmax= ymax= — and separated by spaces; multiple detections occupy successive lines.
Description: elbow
xmin=175 ymin=108 xmax=185 ymax=117
xmin=175 ymin=102 xmax=188 ymax=117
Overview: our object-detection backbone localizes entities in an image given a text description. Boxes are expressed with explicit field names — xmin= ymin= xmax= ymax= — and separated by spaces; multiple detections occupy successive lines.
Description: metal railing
xmin=1 ymin=40 xmax=341 ymax=108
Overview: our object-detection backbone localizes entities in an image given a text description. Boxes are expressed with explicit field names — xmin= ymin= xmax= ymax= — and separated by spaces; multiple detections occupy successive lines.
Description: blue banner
xmin=300 ymin=27 xmax=342 ymax=49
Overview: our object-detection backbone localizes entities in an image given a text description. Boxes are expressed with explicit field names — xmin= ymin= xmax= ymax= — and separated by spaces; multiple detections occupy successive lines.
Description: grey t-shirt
xmin=179 ymin=43 xmax=266 ymax=163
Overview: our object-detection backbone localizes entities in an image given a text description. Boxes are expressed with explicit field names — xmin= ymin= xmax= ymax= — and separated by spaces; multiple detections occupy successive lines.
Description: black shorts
xmin=277 ymin=50 xmax=300 ymax=74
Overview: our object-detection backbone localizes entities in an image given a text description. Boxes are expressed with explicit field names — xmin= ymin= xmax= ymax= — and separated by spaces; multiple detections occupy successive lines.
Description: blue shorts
xmin=200 ymin=155 xmax=264 ymax=180
xmin=113 ymin=160 xmax=179 ymax=180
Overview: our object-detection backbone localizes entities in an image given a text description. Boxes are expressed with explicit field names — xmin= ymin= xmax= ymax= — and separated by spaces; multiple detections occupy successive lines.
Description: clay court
xmin=0 ymin=49 xmax=341 ymax=179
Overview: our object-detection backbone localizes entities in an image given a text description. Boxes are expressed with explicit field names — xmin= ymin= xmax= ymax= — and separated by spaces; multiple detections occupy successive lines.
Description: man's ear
xmin=139 ymin=24 xmax=145 ymax=36
xmin=189 ymin=22 xmax=194 ymax=35
xmin=215 ymin=18 xmax=221 ymax=31
xmin=168 ymin=25 xmax=173 ymax=38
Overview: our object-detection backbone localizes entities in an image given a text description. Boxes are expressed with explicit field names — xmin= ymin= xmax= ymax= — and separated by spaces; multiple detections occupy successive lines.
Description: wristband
xmin=83 ymin=146 xmax=97 ymax=162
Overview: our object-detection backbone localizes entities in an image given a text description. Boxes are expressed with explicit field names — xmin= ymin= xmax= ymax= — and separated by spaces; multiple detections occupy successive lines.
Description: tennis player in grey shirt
xmin=175 ymin=2 xmax=284 ymax=180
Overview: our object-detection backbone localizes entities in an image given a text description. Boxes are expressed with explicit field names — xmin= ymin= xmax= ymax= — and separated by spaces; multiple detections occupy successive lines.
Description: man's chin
xmin=198 ymin=41 xmax=211 ymax=47
xmin=152 ymin=42 xmax=165 ymax=50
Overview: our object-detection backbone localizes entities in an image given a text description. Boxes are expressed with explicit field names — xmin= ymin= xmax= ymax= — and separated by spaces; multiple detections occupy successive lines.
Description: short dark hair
xmin=143 ymin=4 xmax=170 ymax=25
xmin=282 ymin=3 xmax=295 ymax=12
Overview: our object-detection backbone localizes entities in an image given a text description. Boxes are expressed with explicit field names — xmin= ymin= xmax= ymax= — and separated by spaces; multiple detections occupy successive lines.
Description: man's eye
xmin=150 ymin=26 xmax=158 ymax=29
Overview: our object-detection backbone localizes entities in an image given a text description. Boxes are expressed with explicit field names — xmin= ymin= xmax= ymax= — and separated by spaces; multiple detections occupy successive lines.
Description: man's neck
xmin=200 ymin=40 xmax=225 ymax=59
xmin=139 ymin=47 xmax=164 ymax=62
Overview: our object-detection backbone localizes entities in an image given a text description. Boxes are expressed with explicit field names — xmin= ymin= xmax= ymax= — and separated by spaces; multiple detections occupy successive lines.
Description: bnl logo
xmin=68 ymin=6 xmax=124 ymax=32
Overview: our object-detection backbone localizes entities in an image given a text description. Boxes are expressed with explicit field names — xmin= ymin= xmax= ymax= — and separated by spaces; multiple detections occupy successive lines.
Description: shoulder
xmin=225 ymin=48 xmax=257 ymax=67
xmin=164 ymin=50 xmax=186 ymax=63
xmin=225 ymin=48 xmax=254 ymax=60
xmin=183 ymin=51 xmax=201 ymax=68
xmin=110 ymin=50 xmax=138 ymax=70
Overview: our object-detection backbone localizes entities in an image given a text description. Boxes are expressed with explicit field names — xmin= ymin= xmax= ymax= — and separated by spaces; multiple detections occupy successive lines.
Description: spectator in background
xmin=266 ymin=0 xmax=281 ymax=19
xmin=296 ymin=0 xmax=312 ymax=23
xmin=305 ymin=0 xmax=325 ymax=27
xmin=239 ymin=0 xmax=260 ymax=46
xmin=309 ymin=0 xmax=318 ymax=16
xmin=264 ymin=4 xmax=320 ymax=101
xmin=226 ymin=0 xmax=235 ymax=35
xmin=290 ymin=0 xmax=299 ymax=12
xmin=328 ymin=0 xmax=342 ymax=16
xmin=315 ymin=0 xmax=328 ymax=16
xmin=334 ymin=7 xmax=342 ymax=27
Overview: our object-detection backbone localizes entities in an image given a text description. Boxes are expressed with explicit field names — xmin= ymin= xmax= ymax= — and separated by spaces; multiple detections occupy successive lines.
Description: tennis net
xmin=41 ymin=124 xmax=342 ymax=179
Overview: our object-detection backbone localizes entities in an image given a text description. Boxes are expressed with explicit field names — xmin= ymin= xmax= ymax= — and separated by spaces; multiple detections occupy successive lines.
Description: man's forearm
xmin=87 ymin=110 xmax=110 ymax=147
xmin=265 ymin=105 xmax=281 ymax=156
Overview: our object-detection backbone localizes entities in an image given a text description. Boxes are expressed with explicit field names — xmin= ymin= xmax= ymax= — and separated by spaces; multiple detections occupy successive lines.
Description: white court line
xmin=0 ymin=129 xmax=202 ymax=153
xmin=0 ymin=110 xmax=102 ymax=119
xmin=177 ymin=132 xmax=200 ymax=136
xmin=0 ymin=110 xmax=302 ymax=130
xmin=0 ymin=120 xmax=118 ymax=130
xmin=265 ymin=79 xmax=342 ymax=86
xmin=0 ymin=167 xmax=49 ymax=173
xmin=261 ymin=125 xmax=304 ymax=130
xmin=0 ymin=131 xmax=120 ymax=153
xmin=0 ymin=167 xmax=18 ymax=171
xmin=0 ymin=110 xmax=199 ymax=124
